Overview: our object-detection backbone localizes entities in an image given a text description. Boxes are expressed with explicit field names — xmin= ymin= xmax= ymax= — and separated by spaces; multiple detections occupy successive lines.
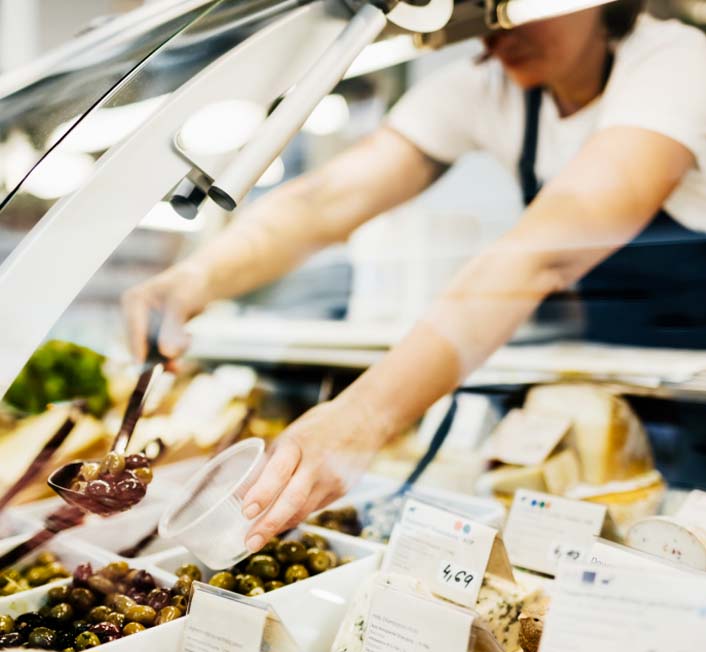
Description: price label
xmin=547 ymin=541 xmax=588 ymax=564
xmin=438 ymin=560 xmax=476 ymax=591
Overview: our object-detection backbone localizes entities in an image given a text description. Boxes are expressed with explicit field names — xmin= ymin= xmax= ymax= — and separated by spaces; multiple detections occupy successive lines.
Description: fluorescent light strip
xmin=498 ymin=0 xmax=618 ymax=27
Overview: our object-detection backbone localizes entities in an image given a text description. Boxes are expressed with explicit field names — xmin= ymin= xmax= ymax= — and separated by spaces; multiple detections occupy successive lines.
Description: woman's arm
xmin=123 ymin=127 xmax=444 ymax=359
xmin=241 ymin=126 xmax=695 ymax=551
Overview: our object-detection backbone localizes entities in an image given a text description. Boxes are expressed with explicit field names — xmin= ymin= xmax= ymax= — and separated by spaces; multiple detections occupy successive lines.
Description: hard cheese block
xmin=524 ymin=384 xmax=653 ymax=484
xmin=626 ymin=516 xmax=706 ymax=571
xmin=331 ymin=572 xmax=542 ymax=652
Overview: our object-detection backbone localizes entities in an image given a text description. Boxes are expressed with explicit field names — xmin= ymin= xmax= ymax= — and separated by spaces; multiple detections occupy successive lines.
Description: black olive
xmin=89 ymin=621 xmax=121 ymax=643
xmin=73 ymin=564 xmax=93 ymax=588
xmin=146 ymin=588 xmax=171 ymax=612
xmin=0 ymin=632 xmax=23 ymax=647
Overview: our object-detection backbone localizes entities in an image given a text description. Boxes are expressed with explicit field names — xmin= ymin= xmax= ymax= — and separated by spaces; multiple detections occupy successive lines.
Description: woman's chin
xmin=503 ymin=65 xmax=546 ymax=90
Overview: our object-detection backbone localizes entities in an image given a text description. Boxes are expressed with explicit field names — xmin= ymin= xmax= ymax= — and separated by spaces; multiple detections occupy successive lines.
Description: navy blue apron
xmin=520 ymin=86 xmax=706 ymax=348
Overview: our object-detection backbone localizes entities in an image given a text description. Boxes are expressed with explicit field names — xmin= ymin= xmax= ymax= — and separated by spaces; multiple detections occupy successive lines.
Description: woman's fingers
xmin=121 ymin=288 xmax=150 ymax=362
xmin=281 ymin=484 xmax=334 ymax=531
xmin=245 ymin=464 xmax=314 ymax=552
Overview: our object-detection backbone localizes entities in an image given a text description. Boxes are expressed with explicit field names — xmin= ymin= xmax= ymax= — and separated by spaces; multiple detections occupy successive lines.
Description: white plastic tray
xmin=153 ymin=525 xmax=383 ymax=652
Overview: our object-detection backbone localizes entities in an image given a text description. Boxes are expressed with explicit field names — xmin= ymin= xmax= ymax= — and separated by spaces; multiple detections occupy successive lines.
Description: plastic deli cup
xmin=158 ymin=438 xmax=267 ymax=569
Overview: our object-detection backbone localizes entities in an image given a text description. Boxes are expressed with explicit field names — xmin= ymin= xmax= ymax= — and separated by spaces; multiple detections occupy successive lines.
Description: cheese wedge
xmin=541 ymin=449 xmax=580 ymax=495
xmin=476 ymin=465 xmax=547 ymax=499
xmin=524 ymin=384 xmax=653 ymax=484
xmin=626 ymin=516 xmax=706 ymax=571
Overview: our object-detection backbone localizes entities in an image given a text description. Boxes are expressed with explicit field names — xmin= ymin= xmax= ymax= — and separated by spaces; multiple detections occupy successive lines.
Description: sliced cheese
xmin=524 ymin=384 xmax=654 ymax=484
xmin=626 ymin=516 xmax=706 ymax=572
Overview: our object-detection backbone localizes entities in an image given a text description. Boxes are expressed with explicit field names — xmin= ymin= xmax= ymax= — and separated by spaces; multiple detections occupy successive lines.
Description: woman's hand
xmin=241 ymin=396 xmax=388 ymax=552
xmin=121 ymin=261 xmax=212 ymax=361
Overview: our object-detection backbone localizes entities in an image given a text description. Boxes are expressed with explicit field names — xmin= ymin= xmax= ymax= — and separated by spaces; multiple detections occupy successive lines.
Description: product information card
xmin=362 ymin=578 xmax=473 ymax=652
xmin=182 ymin=583 xmax=299 ymax=652
xmin=589 ymin=538 xmax=691 ymax=574
xmin=503 ymin=489 xmax=606 ymax=576
xmin=383 ymin=498 xmax=504 ymax=607
xmin=540 ymin=562 xmax=706 ymax=652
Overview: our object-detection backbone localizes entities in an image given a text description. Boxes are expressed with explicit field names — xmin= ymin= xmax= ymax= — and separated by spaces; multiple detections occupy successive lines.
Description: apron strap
xmin=518 ymin=86 xmax=543 ymax=206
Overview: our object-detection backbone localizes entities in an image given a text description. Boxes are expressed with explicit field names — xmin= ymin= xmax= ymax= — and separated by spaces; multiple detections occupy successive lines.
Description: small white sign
xmin=503 ymin=490 xmax=606 ymax=576
xmin=677 ymin=490 xmax=706 ymax=529
xmin=362 ymin=578 xmax=473 ymax=652
xmin=383 ymin=498 xmax=497 ymax=607
xmin=483 ymin=409 xmax=570 ymax=466
xmin=540 ymin=563 xmax=706 ymax=652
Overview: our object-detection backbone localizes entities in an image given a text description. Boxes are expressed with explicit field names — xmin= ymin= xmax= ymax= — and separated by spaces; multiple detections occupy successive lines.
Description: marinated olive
xmin=306 ymin=548 xmax=332 ymax=575
xmin=174 ymin=565 xmax=202 ymax=582
xmin=28 ymin=626 xmax=57 ymax=649
xmin=89 ymin=621 xmax=121 ymax=643
xmin=124 ymin=604 xmax=157 ymax=625
xmin=125 ymin=588 xmax=148 ymax=605
xmin=284 ymin=564 xmax=309 ymax=584
xmin=55 ymin=629 xmax=76 ymax=650
xmin=100 ymin=452 xmax=126 ymax=476
xmin=70 ymin=620 xmax=91 ymax=636
xmin=236 ymin=574 xmax=264 ymax=594
xmin=75 ymin=631 xmax=102 ymax=649
xmin=26 ymin=566 xmax=54 ymax=586
xmin=171 ymin=595 xmax=188 ymax=611
xmin=146 ymin=588 xmax=171 ymax=612
xmin=15 ymin=612 xmax=44 ymax=635
xmin=87 ymin=575 xmax=115 ymax=595
xmin=300 ymin=532 xmax=329 ymax=550
xmin=260 ymin=537 xmax=280 ymax=555
xmin=325 ymin=551 xmax=339 ymax=568
xmin=245 ymin=555 xmax=280 ymax=581
xmin=263 ymin=581 xmax=284 ymax=592
xmin=111 ymin=593 xmax=136 ymax=615
xmin=0 ymin=632 xmax=23 ymax=647
xmin=123 ymin=622 xmax=146 ymax=636
xmin=85 ymin=480 xmax=117 ymax=499
xmin=208 ymin=572 xmax=236 ymax=591
xmin=115 ymin=476 xmax=147 ymax=503
xmin=276 ymin=541 xmax=307 ymax=565
xmin=73 ymin=564 xmax=93 ymax=588
xmin=35 ymin=551 xmax=59 ymax=566
xmin=0 ymin=616 xmax=12 ymax=635
xmin=0 ymin=579 xmax=19 ymax=596
xmin=247 ymin=587 xmax=265 ymax=597
xmin=88 ymin=606 xmax=113 ymax=624
xmin=69 ymin=588 xmax=96 ymax=612
xmin=127 ymin=569 xmax=155 ymax=592
xmin=157 ymin=606 xmax=182 ymax=624
xmin=172 ymin=575 xmax=193 ymax=596
xmin=39 ymin=605 xmax=52 ymax=619
xmin=101 ymin=562 xmax=129 ymax=581
xmin=48 ymin=585 xmax=71 ymax=605
xmin=125 ymin=454 xmax=149 ymax=470
xmin=132 ymin=467 xmax=153 ymax=485
xmin=107 ymin=612 xmax=126 ymax=629
xmin=49 ymin=602 xmax=75 ymax=624
xmin=79 ymin=462 xmax=101 ymax=482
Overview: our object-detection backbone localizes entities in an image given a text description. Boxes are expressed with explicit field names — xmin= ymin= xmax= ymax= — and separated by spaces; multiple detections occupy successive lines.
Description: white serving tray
xmin=153 ymin=525 xmax=383 ymax=652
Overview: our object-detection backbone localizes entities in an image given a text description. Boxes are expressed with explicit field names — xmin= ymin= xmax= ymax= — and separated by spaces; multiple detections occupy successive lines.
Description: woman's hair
xmin=602 ymin=0 xmax=646 ymax=39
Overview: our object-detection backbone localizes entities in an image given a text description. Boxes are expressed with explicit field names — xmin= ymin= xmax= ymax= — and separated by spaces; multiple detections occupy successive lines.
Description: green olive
xmin=236 ymin=574 xmax=264 ymax=594
xmin=101 ymin=561 xmax=129 ymax=581
xmin=26 ymin=566 xmax=54 ymax=586
xmin=75 ymin=631 xmax=101 ymax=649
xmin=0 ymin=615 xmax=14 ymax=634
xmin=48 ymin=585 xmax=71 ymax=604
xmin=247 ymin=587 xmax=265 ymax=597
xmin=284 ymin=564 xmax=309 ymax=584
xmin=208 ymin=572 xmax=236 ymax=591
xmin=172 ymin=575 xmax=193 ymax=597
xmin=0 ymin=579 xmax=19 ymax=596
xmin=300 ymin=532 xmax=329 ymax=550
xmin=87 ymin=574 xmax=115 ymax=595
xmin=107 ymin=612 xmax=126 ymax=629
xmin=157 ymin=606 xmax=183 ymax=624
xmin=260 ymin=537 xmax=280 ymax=555
xmin=35 ymin=551 xmax=58 ymax=566
xmin=174 ymin=564 xmax=202 ymax=582
xmin=111 ymin=594 xmax=136 ymax=615
xmin=306 ymin=548 xmax=333 ymax=575
xmin=245 ymin=555 xmax=280 ymax=581
xmin=69 ymin=588 xmax=97 ymax=612
xmin=263 ymin=581 xmax=285 ymax=592
xmin=100 ymin=452 xmax=126 ymax=476
xmin=171 ymin=595 xmax=188 ymax=611
xmin=28 ymin=626 xmax=57 ymax=649
xmin=38 ymin=605 xmax=52 ymax=619
xmin=123 ymin=622 xmax=146 ymax=636
xmin=88 ymin=605 xmax=112 ymax=623
xmin=325 ymin=550 xmax=339 ymax=568
xmin=79 ymin=462 xmax=101 ymax=482
xmin=275 ymin=541 xmax=307 ymax=565
xmin=49 ymin=603 xmax=75 ymax=623
xmin=133 ymin=467 xmax=153 ymax=485
xmin=0 ymin=569 xmax=20 ymax=582
xmin=124 ymin=604 xmax=157 ymax=625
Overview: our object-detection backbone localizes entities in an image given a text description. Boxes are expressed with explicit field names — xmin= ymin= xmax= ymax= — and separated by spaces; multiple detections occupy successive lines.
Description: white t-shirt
xmin=386 ymin=14 xmax=706 ymax=231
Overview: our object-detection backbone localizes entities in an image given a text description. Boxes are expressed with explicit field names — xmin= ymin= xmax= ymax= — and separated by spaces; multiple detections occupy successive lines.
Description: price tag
xmin=362 ymin=577 xmax=473 ymax=652
xmin=677 ymin=490 xmax=706 ymax=530
xmin=503 ymin=490 xmax=606 ymax=576
xmin=540 ymin=563 xmax=706 ymax=652
xmin=182 ymin=583 xmax=300 ymax=652
xmin=589 ymin=538 xmax=698 ymax=575
xmin=483 ymin=409 xmax=570 ymax=466
xmin=383 ymin=498 xmax=503 ymax=607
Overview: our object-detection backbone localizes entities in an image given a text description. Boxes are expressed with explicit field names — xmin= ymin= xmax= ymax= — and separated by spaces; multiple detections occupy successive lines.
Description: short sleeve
xmin=385 ymin=59 xmax=484 ymax=164
xmin=598 ymin=18 xmax=706 ymax=172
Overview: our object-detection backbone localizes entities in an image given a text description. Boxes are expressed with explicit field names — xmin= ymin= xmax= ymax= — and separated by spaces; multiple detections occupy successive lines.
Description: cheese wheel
xmin=626 ymin=516 xmax=706 ymax=571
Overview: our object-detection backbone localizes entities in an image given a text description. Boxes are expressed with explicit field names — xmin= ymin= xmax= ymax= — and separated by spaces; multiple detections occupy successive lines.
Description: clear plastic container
xmin=158 ymin=438 xmax=267 ymax=569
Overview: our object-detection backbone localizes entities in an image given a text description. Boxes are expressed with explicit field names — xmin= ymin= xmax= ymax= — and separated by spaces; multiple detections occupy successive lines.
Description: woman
xmin=123 ymin=1 xmax=706 ymax=553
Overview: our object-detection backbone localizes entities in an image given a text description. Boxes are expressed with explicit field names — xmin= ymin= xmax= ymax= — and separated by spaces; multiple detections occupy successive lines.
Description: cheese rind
xmin=626 ymin=516 xmax=706 ymax=571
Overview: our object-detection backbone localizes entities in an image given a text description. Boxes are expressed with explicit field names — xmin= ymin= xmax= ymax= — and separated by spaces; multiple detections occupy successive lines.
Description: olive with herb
xmin=75 ymin=630 xmax=101 ymax=649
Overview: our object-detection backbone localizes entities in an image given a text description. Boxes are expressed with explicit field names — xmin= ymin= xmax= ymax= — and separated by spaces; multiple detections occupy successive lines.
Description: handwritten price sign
xmin=438 ymin=561 xmax=476 ymax=592
xmin=548 ymin=541 xmax=588 ymax=564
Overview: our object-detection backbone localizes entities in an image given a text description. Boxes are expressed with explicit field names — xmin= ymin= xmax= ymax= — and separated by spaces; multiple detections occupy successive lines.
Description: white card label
xmin=483 ymin=409 xmax=570 ymax=466
xmin=677 ymin=490 xmax=706 ymax=529
xmin=383 ymin=498 xmax=497 ymax=607
xmin=540 ymin=563 xmax=706 ymax=652
xmin=589 ymin=538 xmax=693 ymax=573
xmin=362 ymin=580 xmax=472 ymax=652
xmin=503 ymin=490 xmax=606 ymax=576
